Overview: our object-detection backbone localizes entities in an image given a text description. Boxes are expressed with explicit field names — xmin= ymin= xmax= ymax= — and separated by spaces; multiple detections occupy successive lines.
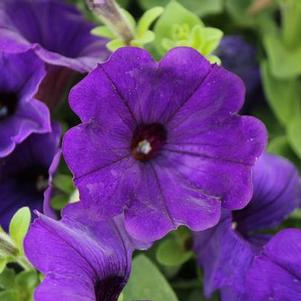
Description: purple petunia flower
xmin=194 ymin=153 xmax=301 ymax=300
xmin=0 ymin=0 xmax=109 ymax=73
xmin=0 ymin=0 xmax=110 ymax=109
xmin=244 ymin=228 xmax=301 ymax=301
xmin=0 ymin=123 xmax=61 ymax=230
xmin=216 ymin=36 xmax=260 ymax=96
xmin=63 ymin=46 xmax=267 ymax=242
xmin=0 ymin=50 xmax=50 ymax=158
xmin=24 ymin=201 xmax=148 ymax=301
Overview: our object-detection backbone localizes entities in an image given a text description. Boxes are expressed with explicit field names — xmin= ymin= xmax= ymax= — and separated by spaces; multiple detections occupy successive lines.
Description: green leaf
xmin=9 ymin=207 xmax=31 ymax=254
xmin=154 ymin=1 xmax=202 ymax=55
xmin=0 ymin=258 xmax=6 ymax=274
xmin=136 ymin=7 xmax=164 ymax=37
xmin=53 ymin=174 xmax=74 ymax=194
xmin=0 ymin=290 xmax=18 ymax=301
xmin=91 ymin=26 xmax=116 ymax=39
xmin=139 ymin=0 xmax=223 ymax=17
xmin=51 ymin=194 xmax=69 ymax=211
xmin=156 ymin=238 xmax=193 ymax=267
xmin=107 ymin=39 xmax=126 ymax=51
xmin=261 ymin=60 xmax=301 ymax=126
xmin=122 ymin=255 xmax=179 ymax=301
xmin=264 ymin=35 xmax=301 ymax=78
xmin=288 ymin=116 xmax=301 ymax=159
xmin=0 ymin=268 xmax=15 ymax=290
xmin=15 ymin=270 xmax=39 ymax=290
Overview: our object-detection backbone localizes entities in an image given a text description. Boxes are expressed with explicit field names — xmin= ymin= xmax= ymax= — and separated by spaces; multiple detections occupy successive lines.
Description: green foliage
xmin=9 ymin=207 xmax=31 ymax=255
xmin=138 ymin=0 xmax=224 ymax=17
xmin=122 ymin=254 xmax=179 ymax=301
xmin=92 ymin=6 xmax=164 ymax=51
xmin=156 ymin=227 xmax=193 ymax=267
xmin=0 ymin=268 xmax=39 ymax=301
xmin=154 ymin=1 xmax=223 ymax=62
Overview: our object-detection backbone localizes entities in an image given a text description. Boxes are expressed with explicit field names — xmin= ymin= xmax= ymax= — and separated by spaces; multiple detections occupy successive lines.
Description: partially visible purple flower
xmin=24 ymin=201 xmax=149 ymax=301
xmin=216 ymin=36 xmax=260 ymax=96
xmin=0 ymin=123 xmax=61 ymax=230
xmin=0 ymin=50 xmax=50 ymax=157
xmin=63 ymin=46 xmax=267 ymax=242
xmin=194 ymin=153 xmax=301 ymax=300
xmin=0 ymin=0 xmax=109 ymax=73
xmin=244 ymin=229 xmax=301 ymax=301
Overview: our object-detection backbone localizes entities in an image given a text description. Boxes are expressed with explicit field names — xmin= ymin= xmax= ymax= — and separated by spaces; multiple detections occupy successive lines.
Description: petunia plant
xmin=0 ymin=0 xmax=301 ymax=300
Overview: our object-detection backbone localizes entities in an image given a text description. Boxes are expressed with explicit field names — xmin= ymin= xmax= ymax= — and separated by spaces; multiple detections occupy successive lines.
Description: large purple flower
xmin=194 ymin=153 xmax=301 ymax=300
xmin=0 ymin=123 xmax=61 ymax=230
xmin=24 ymin=202 xmax=148 ymax=301
xmin=0 ymin=0 xmax=109 ymax=73
xmin=245 ymin=229 xmax=301 ymax=301
xmin=63 ymin=47 xmax=266 ymax=242
xmin=0 ymin=50 xmax=50 ymax=157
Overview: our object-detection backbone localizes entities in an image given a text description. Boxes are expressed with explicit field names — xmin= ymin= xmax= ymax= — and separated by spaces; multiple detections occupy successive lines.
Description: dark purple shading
xmin=0 ymin=50 xmax=50 ymax=157
xmin=0 ymin=123 xmax=61 ymax=230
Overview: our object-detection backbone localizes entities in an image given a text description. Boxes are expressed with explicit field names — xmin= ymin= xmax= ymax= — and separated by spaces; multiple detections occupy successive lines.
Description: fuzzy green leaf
xmin=122 ymin=255 xmax=178 ymax=301
xmin=9 ymin=207 xmax=31 ymax=254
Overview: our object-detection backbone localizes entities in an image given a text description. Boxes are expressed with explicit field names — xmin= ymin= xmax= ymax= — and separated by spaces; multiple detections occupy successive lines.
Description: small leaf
xmin=0 ymin=268 xmax=15 ymax=290
xmin=107 ymin=39 xmax=126 ymax=51
xmin=139 ymin=0 xmax=223 ymax=17
xmin=122 ymin=255 xmax=179 ymax=301
xmin=136 ymin=7 xmax=164 ymax=37
xmin=157 ymin=238 xmax=193 ymax=266
xmin=0 ymin=290 xmax=18 ymax=301
xmin=264 ymin=35 xmax=301 ymax=78
xmin=260 ymin=60 xmax=301 ymax=126
xmin=0 ymin=258 xmax=6 ymax=274
xmin=154 ymin=1 xmax=202 ymax=55
xmin=15 ymin=270 xmax=39 ymax=290
xmin=91 ymin=26 xmax=115 ymax=39
xmin=53 ymin=174 xmax=74 ymax=194
xmin=9 ymin=207 xmax=31 ymax=254
xmin=288 ymin=116 xmax=301 ymax=159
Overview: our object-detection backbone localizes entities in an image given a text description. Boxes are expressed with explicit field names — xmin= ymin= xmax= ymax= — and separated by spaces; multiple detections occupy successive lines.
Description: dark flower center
xmin=0 ymin=91 xmax=18 ymax=121
xmin=131 ymin=123 xmax=167 ymax=162
xmin=94 ymin=276 xmax=125 ymax=301
xmin=17 ymin=166 xmax=49 ymax=194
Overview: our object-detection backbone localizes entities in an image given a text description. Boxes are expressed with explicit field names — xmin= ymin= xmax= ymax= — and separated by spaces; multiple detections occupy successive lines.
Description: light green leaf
xmin=0 ymin=290 xmax=18 ymax=301
xmin=0 ymin=268 xmax=15 ymax=290
xmin=107 ymin=39 xmax=126 ymax=51
xmin=154 ymin=1 xmax=202 ymax=55
xmin=261 ymin=60 xmax=301 ymax=126
xmin=288 ymin=116 xmax=301 ymax=159
xmin=9 ymin=207 xmax=31 ymax=254
xmin=91 ymin=26 xmax=116 ymax=39
xmin=139 ymin=0 xmax=223 ymax=17
xmin=264 ymin=35 xmax=301 ymax=78
xmin=122 ymin=255 xmax=179 ymax=301
xmin=157 ymin=238 xmax=193 ymax=267
xmin=0 ymin=258 xmax=6 ymax=274
xmin=136 ymin=7 xmax=164 ymax=37
xmin=53 ymin=174 xmax=74 ymax=194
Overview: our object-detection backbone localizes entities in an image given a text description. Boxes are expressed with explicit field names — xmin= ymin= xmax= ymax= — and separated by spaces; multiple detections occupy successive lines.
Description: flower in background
xmin=24 ymin=201 xmax=148 ymax=301
xmin=216 ymin=36 xmax=260 ymax=96
xmin=0 ymin=0 xmax=110 ymax=109
xmin=244 ymin=229 xmax=301 ymax=301
xmin=0 ymin=51 xmax=50 ymax=158
xmin=0 ymin=124 xmax=61 ymax=230
xmin=63 ymin=46 xmax=266 ymax=242
xmin=194 ymin=153 xmax=301 ymax=300
xmin=0 ymin=0 xmax=109 ymax=73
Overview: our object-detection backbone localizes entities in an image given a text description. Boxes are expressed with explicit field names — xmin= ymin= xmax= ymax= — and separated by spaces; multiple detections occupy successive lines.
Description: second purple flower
xmin=63 ymin=47 xmax=267 ymax=242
